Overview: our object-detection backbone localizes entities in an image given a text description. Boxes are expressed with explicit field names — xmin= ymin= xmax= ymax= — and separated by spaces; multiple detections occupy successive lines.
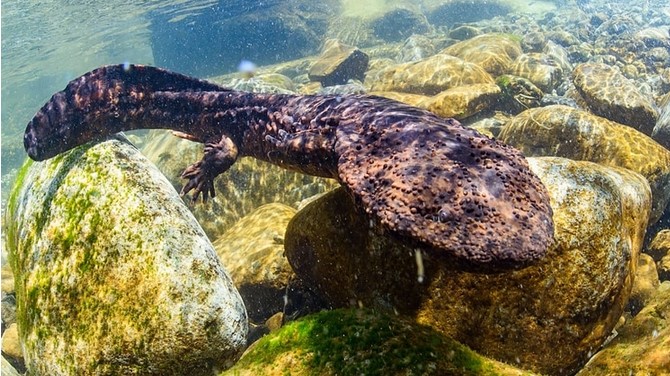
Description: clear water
xmin=1 ymin=0 xmax=221 ymax=200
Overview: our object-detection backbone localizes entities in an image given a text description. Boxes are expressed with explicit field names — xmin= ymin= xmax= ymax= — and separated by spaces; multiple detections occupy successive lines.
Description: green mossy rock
xmin=4 ymin=137 xmax=248 ymax=375
xmin=221 ymin=308 xmax=536 ymax=376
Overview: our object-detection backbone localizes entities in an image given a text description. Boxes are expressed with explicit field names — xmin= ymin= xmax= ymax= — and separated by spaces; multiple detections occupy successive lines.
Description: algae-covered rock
xmin=371 ymin=84 xmax=500 ymax=120
xmin=443 ymin=33 xmax=522 ymax=76
xmin=417 ymin=83 xmax=501 ymax=119
xmin=141 ymin=130 xmax=338 ymax=240
xmin=284 ymin=157 xmax=651 ymax=375
xmin=499 ymin=105 xmax=670 ymax=223
xmin=495 ymin=74 xmax=543 ymax=114
xmin=572 ymin=62 xmax=659 ymax=135
xmin=577 ymin=282 xmax=670 ymax=375
xmin=365 ymin=53 xmax=495 ymax=95
xmin=213 ymin=203 xmax=297 ymax=323
xmin=221 ymin=308 xmax=537 ymax=376
xmin=509 ymin=52 xmax=564 ymax=93
xmin=4 ymin=137 xmax=247 ymax=375
xmin=626 ymin=253 xmax=660 ymax=315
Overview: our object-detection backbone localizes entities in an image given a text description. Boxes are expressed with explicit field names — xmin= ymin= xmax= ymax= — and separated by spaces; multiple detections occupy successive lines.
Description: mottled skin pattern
xmin=24 ymin=64 xmax=553 ymax=270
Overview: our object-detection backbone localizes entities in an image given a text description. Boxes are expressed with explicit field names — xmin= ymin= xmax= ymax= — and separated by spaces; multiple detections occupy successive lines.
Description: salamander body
xmin=24 ymin=64 xmax=553 ymax=270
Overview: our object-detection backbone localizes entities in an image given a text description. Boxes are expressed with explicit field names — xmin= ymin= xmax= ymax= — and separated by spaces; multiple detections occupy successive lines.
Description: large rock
xmin=417 ymin=83 xmax=501 ymax=119
xmin=308 ymin=39 xmax=369 ymax=87
xmin=577 ymin=282 xmax=670 ymax=375
xmin=652 ymin=95 xmax=670 ymax=150
xmin=365 ymin=53 xmax=495 ymax=95
xmin=284 ymin=157 xmax=651 ymax=375
xmin=499 ymin=105 xmax=670 ymax=223
xmin=572 ymin=63 xmax=659 ymax=135
xmin=221 ymin=308 xmax=537 ymax=376
xmin=213 ymin=203 xmax=297 ymax=323
xmin=371 ymin=83 xmax=501 ymax=120
xmin=443 ymin=33 xmax=522 ymax=76
xmin=510 ymin=53 xmax=564 ymax=93
xmin=4 ymin=137 xmax=247 ymax=375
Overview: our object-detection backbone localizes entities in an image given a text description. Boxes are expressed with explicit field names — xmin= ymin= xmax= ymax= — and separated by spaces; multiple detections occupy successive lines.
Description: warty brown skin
xmin=24 ymin=64 xmax=554 ymax=271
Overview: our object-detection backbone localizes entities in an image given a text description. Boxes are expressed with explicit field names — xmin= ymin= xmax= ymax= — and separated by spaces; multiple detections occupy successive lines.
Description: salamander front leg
xmin=180 ymin=135 xmax=239 ymax=202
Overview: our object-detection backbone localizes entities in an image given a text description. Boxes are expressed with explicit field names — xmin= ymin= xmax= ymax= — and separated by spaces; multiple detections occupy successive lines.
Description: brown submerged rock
xmin=212 ymin=203 xmax=297 ymax=323
xmin=648 ymin=229 xmax=670 ymax=261
xmin=572 ymin=62 xmax=659 ymax=135
xmin=308 ymin=39 xmax=369 ymax=87
xmin=648 ymin=230 xmax=670 ymax=282
xmin=368 ymin=90 xmax=429 ymax=107
xmin=417 ymin=83 xmax=501 ymax=119
xmin=626 ymin=253 xmax=660 ymax=315
xmin=284 ymin=157 xmax=651 ymax=375
xmin=499 ymin=105 xmax=670 ymax=223
xmin=577 ymin=282 xmax=670 ymax=375
xmin=510 ymin=52 xmax=564 ymax=93
xmin=365 ymin=53 xmax=495 ymax=95
xmin=442 ymin=33 xmax=522 ymax=76
xmin=371 ymin=84 xmax=501 ymax=120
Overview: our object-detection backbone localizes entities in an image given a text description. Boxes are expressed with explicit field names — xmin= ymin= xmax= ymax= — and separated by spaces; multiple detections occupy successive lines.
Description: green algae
xmin=224 ymin=308 xmax=514 ymax=375
xmin=496 ymin=74 xmax=513 ymax=88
